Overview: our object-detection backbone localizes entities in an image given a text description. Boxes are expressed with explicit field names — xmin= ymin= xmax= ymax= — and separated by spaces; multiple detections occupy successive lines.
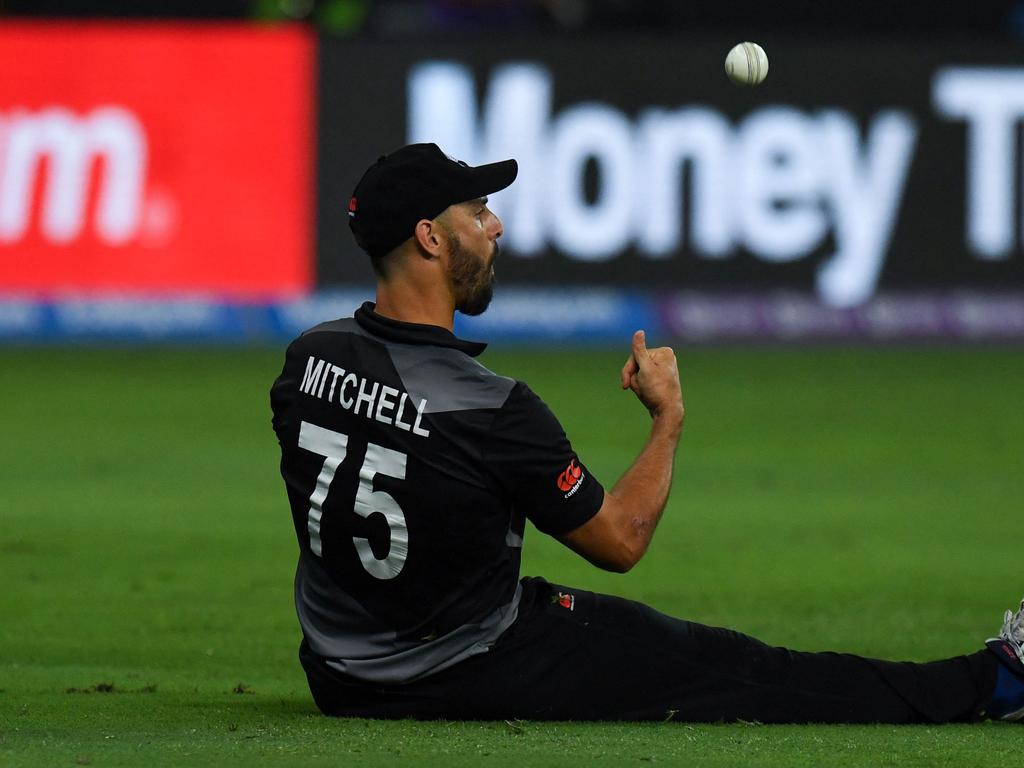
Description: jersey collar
xmin=354 ymin=302 xmax=488 ymax=357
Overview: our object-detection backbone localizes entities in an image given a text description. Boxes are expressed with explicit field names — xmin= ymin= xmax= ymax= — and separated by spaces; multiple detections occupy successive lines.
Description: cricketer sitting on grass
xmin=270 ymin=143 xmax=1024 ymax=723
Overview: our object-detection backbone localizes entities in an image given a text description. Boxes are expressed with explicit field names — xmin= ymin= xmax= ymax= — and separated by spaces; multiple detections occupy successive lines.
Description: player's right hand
xmin=620 ymin=330 xmax=684 ymax=424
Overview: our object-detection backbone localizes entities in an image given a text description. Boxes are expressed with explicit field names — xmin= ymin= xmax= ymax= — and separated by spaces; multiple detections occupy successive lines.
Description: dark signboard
xmin=319 ymin=37 xmax=1024 ymax=307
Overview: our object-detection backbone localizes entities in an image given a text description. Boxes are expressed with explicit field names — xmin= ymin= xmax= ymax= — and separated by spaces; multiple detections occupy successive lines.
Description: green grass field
xmin=2 ymin=344 xmax=1022 ymax=766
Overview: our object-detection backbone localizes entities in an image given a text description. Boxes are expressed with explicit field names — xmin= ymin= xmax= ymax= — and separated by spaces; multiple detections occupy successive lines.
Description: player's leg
xmin=447 ymin=578 xmax=996 ymax=723
xmin=299 ymin=578 xmax=1022 ymax=723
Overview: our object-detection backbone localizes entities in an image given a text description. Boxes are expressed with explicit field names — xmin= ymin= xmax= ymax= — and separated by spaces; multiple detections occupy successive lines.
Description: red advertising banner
xmin=0 ymin=23 xmax=313 ymax=299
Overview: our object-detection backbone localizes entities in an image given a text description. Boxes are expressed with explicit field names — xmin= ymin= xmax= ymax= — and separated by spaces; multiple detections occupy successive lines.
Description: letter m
xmin=300 ymin=356 xmax=325 ymax=395
xmin=0 ymin=106 xmax=146 ymax=244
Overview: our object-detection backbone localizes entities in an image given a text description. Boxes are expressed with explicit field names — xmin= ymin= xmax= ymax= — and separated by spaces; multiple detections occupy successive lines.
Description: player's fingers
xmin=631 ymin=330 xmax=651 ymax=364
xmin=649 ymin=346 xmax=677 ymax=367
xmin=621 ymin=355 xmax=638 ymax=389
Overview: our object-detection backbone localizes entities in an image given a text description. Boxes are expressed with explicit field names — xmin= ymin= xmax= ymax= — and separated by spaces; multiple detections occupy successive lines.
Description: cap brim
xmin=458 ymin=158 xmax=518 ymax=202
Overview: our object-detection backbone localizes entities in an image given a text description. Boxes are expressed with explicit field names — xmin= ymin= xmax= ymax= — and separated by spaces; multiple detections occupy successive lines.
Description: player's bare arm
xmin=558 ymin=330 xmax=684 ymax=573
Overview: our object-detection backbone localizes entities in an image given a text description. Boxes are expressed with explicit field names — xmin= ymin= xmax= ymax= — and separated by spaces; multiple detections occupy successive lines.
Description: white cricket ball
xmin=725 ymin=42 xmax=769 ymax=86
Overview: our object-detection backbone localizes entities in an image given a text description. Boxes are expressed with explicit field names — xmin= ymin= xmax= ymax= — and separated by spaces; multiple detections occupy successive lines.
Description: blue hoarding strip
xmin=1 ymin=290 xmax=1024 ymax=343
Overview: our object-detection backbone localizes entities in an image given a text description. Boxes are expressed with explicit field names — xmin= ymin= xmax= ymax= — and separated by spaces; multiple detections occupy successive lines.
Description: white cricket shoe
xmin=985 ymin=598 xmax=1024 ymax=722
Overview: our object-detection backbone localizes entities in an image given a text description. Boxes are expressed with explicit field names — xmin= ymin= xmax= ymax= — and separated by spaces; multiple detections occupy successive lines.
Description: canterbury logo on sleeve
xmin=556 ymin=458 xmax=585 ymax=496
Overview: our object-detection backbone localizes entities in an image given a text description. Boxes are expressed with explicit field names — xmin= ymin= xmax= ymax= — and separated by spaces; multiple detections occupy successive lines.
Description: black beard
xmin=449 ymin=239 xmax=496 ymax=317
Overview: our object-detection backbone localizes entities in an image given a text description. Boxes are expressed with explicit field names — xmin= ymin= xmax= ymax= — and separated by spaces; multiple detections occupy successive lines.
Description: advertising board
xmin=0 ymin=23 xmax=314 ymax=300
xmin=319 ymin=38 xmax=1024 ymax=308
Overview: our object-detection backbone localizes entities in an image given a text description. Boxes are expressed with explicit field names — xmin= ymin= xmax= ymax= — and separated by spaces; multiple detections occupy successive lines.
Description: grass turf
xmin=1 ymin=344 xmax=1022 ymax=766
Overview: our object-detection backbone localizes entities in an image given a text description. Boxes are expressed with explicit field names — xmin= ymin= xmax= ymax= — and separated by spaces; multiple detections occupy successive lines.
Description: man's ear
xmin=413 ymin=218 xmax=444 ymax=259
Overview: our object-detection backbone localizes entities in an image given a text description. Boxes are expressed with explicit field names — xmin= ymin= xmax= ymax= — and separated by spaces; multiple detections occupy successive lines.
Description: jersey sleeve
xmin=483 ymin=381 xmax=604 ymax=536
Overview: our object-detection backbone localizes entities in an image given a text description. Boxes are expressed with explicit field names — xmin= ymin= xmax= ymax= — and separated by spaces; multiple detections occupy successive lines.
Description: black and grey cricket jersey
xmin=270 ymin=303 xmax=604 ymax=684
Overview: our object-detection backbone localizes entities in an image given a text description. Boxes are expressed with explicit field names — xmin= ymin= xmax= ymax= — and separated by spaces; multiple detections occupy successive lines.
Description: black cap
xmin=347 ymin=143 xmax=518 ymax=258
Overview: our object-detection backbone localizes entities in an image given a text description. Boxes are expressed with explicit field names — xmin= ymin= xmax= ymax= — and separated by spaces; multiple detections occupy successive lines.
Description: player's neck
xmin=374 ymin=282 xmax=456 ymax=332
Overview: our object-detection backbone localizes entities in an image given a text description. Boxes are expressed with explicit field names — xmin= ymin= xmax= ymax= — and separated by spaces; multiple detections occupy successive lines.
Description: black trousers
xmin=300 ymin=577 xmax=997 ymax=723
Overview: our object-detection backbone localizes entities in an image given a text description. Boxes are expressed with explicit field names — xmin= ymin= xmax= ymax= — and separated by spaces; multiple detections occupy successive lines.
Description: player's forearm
xmin=608 ymin=405 xmax=684 ymax=563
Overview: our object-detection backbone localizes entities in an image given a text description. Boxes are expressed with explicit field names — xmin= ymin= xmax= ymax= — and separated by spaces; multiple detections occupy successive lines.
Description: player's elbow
xmin=603 ymin=538 xmax=648 ymax=573
xmin=615 ymin=517 xmax=655 ymax=572
xmin=607 ymin=555 xmax=637 ymax=574
xmin=597 ymin=509 xmax=653 ymax=572
xmin=591 ymin=553 xmax=634 ymax=573
xmin=571 ymin=538 xmax=641 ymax=573
xmin=557 ymin=496 xmax=652 ymax=573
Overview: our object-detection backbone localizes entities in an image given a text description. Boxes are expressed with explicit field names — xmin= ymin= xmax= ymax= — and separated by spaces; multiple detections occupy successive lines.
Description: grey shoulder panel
xmin=300 ymin=317 xmax=366 ymax=337
xmin=298 ymin=316 xmax=515 ymax=414
xmin=386 ymin=344 xmax=517 ymax=415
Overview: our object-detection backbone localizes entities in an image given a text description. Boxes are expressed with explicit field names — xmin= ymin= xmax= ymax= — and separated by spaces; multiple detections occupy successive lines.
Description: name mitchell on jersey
xmin=299 ymin=355 xmax=431 ymax=437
